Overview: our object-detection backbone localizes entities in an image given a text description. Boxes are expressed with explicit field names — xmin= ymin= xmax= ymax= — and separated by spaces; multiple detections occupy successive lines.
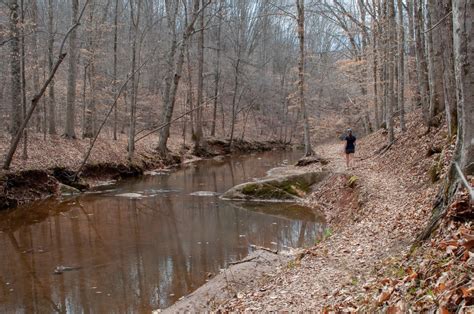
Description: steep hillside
xmin=219 ymin=109 xmax=473 ymax=312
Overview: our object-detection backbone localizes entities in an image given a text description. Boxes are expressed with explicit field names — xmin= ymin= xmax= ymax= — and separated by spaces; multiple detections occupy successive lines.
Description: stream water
xmin=0 ymin=150 xmax=326 ymax=312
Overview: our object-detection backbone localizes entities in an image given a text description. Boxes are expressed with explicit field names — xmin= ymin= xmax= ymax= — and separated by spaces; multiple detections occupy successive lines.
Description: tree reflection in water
xmin=0 ymin=150 xmax=326 ymax=312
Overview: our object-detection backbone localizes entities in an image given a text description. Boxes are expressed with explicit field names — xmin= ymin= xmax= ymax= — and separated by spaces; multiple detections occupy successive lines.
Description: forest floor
xmin=217 ymin=110 xmax=473 ymax=312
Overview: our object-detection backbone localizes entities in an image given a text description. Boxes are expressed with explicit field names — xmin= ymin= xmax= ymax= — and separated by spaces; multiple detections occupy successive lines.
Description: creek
xmin=0 ymin=150 xmax=326 ymax=312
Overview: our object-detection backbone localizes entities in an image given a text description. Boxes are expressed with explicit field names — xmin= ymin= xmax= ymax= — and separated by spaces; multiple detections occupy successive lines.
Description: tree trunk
xmin=19 ymin=0 xmax=27 ymax=159
xmin=83 ymin=4 xmax=96 ymax=139
xmin=185 ymin=44 xmax=195 ymax=138
xmin=229 ymin=59 xmax=240 ymax=148
xmin=128 ymin=0 xmax=141 ymax=160
xmin=158 ymin=0 xmax=202 ymax=154
xmin=157 ymin=0 xmax=179 ymax=154
xmin=438 ymin=0 xmax=457 ymax=137
xmin=8 ymin=0 xmax=22 ymax=136
xmin=387 ymin=0 xmax=395 ymax=143
xmin=426 ymin=0 xmax=445 ymax=123
xmin=372 ymin=10 xmax=380 ymax=128
xmin=211 ymin=0 xmax=222 ymax=137
xmin=47 ymin=0 xmax=56 ymax=135
xmin=31 ymin=0 xmax=41 ymax=132
xmin=397 ymin=0 xmax=406 ymax=131
xmin=113 ymin=0 xmax=119 ymax=140
xmin=193 ymin=0 xmax=205 ymax=152
xmin=413 ymin=0 xmax=430 ymax=124
xmin=64 ymin=0 xmax=79 ymax=138
xmin=296 ymin=0 xmax=314 ymax=156
xmin=453 ymin=0 xmax=474 ymax=174
xmin=406 ymin=0 xmax=419 ymax=110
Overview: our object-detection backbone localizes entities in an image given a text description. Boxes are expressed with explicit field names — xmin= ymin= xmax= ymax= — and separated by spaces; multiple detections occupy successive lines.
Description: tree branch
xmin=2 ymin=0 xmax=90 ymax=170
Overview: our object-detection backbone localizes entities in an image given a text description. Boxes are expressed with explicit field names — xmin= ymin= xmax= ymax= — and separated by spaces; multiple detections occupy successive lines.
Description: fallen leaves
xmin=218 ymin=111 xmax=470 ymax=313
xmin=377 ymin=286 xmax=394 ymax=305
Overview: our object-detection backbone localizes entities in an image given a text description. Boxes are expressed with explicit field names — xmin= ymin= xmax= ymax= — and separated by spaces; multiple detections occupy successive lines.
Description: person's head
xmin=347 ymin=128 xmax=352 ymax=135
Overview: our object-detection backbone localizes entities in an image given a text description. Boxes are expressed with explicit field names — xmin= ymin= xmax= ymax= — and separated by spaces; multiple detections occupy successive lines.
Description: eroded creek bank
xmin=0 ymin=139 xmax=287 ymax=210
xmin=166 ymin=161 xmax=333 ymax=313
xmin=0 ymin=148 xmax=327 ymax=312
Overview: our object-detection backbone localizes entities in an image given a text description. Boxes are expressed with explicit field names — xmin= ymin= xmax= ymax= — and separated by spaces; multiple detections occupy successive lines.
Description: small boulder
xmin=221 ymin=168 xmax=330 ymax=202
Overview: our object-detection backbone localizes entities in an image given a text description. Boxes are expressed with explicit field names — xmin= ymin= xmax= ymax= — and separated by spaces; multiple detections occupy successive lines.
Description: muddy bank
xmin=0 ymin=139 xmax=290 ymax=210
xmin=162 ymin=249 xmax=291 ymax=313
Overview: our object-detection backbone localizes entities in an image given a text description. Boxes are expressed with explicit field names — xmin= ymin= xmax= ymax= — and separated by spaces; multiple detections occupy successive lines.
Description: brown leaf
xmin=446 ymin=245 xmax=458 ymax=255
xmin=377 ymin=287 xmax=394 ymax=305
xmin=460 ymin=285 xmax=474 ymax=298
xmin=438 ymin=305 xmax=452 ymax=314
xmin=461 ymin=239 xmax=474 ymax=251
xmin=386 ymin=305 xmax=402 ymax=314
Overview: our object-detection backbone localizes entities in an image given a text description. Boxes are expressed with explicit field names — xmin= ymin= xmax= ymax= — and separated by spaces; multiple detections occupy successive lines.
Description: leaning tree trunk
xmin=296 ymin=0 xmax=314 ymax=156
xmin=453 ymin=0 xmax=474 ymax=174
xmin=158 ymin=0 xmax=202 ymax=155
xmin=64 ymin=0 xmax=79 ymax=138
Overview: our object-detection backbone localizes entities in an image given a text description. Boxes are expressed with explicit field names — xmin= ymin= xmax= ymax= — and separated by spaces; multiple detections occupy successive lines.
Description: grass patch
xmin=347 ymin=175 xmax=359 ymax=188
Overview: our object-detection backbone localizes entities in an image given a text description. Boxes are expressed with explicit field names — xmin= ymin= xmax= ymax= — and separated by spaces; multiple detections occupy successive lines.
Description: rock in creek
xmin=59 ymin=183 xmax=82 ymax=196
xmin=115 ymin=193 xmax=143 ymax=199
xmin=190 ymin=191 xmax=220 ymax=197
xmin=53 ymin=265 xmax=81 ymax=275
xmin=220 ymin=167 xmax=330 ymax=201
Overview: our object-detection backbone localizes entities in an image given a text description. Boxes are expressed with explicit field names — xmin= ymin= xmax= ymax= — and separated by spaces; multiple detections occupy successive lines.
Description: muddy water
xmin=0 ymin=150 xmax=326 ymax=312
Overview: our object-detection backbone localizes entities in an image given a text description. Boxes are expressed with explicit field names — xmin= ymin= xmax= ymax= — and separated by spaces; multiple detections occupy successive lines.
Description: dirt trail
xmin=221 ymin=140 xmax=436 ymax=311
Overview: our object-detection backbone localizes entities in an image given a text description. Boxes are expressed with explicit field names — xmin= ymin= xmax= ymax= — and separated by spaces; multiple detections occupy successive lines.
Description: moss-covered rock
xmin=221 ymin=168 xmax=330 ymax=201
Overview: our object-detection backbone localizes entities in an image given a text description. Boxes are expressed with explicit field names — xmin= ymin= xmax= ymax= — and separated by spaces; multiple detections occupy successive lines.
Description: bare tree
xmin=8 ymin=0 xmax=22 ymax=136
xmin=211 ymin=0 xmax=223 ymax=137
xmin=397 ymin=0 xmax=406 ymax=131
xmin=453 ymin=0 xmax=474 ymax=174
xmin=157 ymin=0 xmax=208 ymax=154
xmin=297 ymin=0 xmax=314 ymax=156
xmin=64 ymin=0 xmax=79 ymax=139
xmin=128 ymin=0 xmax=141 ymax=160
xmin=438 ymin=0 xmax=457 ymax=137
xmin=426 ymin=0 xmax=444 ymax=124
xmin=193 ymin=0 xmax=206 ymax=153
xmin=47 ymin=0 xmax=57 ymax=135
xmin=112 ymin=0 xmax=119 ymax=140
xmin=413 ymin=0 xmax=430 ymax=124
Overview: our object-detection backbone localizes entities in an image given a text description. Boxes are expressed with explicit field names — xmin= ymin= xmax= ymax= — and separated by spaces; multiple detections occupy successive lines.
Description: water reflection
xmin=0 ymin=150 xmax=326 ymax=312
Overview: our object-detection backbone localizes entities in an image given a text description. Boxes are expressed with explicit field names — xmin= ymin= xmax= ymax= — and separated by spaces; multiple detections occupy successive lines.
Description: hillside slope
xmin=219 ymin=110 xmax=473 ymax=312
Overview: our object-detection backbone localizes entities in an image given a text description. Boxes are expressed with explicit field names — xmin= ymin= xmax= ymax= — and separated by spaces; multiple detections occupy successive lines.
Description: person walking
xmin=342 ymin=128 xmax=356 ymax=169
